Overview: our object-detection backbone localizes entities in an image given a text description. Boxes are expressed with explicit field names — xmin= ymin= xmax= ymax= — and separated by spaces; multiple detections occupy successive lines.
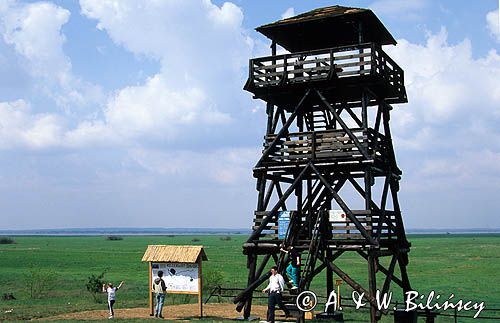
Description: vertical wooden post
xmin=368 ymin=252 xmax=378 ymax=323
xmin=326 ymin=249 xmax=334 ymax=301
xmin=198 ymin=258 xmax=203 ymax=318
xmin=244 ymin=253 xmax=257 ymax=319
xmin=149 ymin=262 xmax=154 ymax=316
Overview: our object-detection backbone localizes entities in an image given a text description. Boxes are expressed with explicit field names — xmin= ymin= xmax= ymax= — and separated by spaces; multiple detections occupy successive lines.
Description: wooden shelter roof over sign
xmin=141 ymin=245 xmax=208 ymax=263
xmin=256 ymin=5 xmax=396 ymax=52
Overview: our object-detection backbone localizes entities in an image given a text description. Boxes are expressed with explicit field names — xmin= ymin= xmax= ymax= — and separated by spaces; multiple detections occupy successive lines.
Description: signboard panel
xmin=329 ymin=209 xmax=347 ymax=222
xmin=278 ymin=211 xmax=291 ymax=239
xmin=152 ymin=262 xmax=199 ymax=293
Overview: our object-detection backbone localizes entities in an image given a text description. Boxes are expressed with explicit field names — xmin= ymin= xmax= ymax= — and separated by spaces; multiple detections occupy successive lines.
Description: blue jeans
xmin=286 ymin=264 xmax=299 ymax=287
xmin=155 ymin=293 xmax=166 ymax=317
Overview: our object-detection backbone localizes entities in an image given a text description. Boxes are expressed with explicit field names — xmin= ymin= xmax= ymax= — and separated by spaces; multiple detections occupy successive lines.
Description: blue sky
xmin=0 ymin=0 xmax=499 ymax=230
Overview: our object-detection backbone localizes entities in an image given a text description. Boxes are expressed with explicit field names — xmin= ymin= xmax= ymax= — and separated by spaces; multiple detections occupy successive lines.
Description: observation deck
xmin=244 ymin=43 xmax=407 ymax=108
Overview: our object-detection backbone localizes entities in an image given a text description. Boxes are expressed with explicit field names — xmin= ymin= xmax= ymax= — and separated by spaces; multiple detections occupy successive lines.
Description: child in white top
xmin=102 ymin=281 xmax=124 ymax=319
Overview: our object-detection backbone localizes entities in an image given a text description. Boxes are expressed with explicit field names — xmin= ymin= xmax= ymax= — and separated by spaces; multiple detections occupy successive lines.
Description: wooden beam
xmin=316 ymin=89 xmax=370 ymax=159
xmin=274 ymin=182 xmax=287 ymax=212
xmin=198 ymin=258 xmax=203 ymax=318
xmin=321 ymin=255 xmax=383 ymax=312
xmin=348 ymin=177 xmax=398 ymax=234
xmin=368 ymin=251 xmax=379 ymax=322
xmin=234 ymin=271 xmax=272 ymax=305
xmin=310 ymin=163 xmax=377 ymax=245
xmin=255 ymin=90 xmax=311 ymax=168
xmin=149 ymin=262 xmax=153 ymax=316
xmin=247 ymin=164 xmax=311 ymax=242
xmin=357 ymin=250 xmax=404 ymax=289
xmin=343 ymin=103 xmax=363 ymax=127
xmin=375 ymin=174 xmax=391 ymax=238
xmin=381 ymin=254 xmax=398 ymax=297
xmin=243 ymin=253 xmax=257 ymax=318
xmin=264 ymin=173 xmax=294 ymax=184
xmin=262 ymin=181 xmax=275 ymax=210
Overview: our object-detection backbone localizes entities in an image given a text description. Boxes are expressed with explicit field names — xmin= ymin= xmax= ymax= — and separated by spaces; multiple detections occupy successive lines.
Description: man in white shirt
xmin=262 ymin=266 xmax=290 ymax=322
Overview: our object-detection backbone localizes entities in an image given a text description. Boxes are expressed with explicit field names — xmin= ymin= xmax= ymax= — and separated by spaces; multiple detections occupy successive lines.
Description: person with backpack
xmin=152 ymin=270 xmax=167 ymax=318
xmin=102 ymin=281 xmax=124 ymax=319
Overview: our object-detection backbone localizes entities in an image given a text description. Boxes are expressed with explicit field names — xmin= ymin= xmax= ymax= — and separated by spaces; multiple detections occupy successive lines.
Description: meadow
xmin=0 ymin=234 xmax=498 ymax=322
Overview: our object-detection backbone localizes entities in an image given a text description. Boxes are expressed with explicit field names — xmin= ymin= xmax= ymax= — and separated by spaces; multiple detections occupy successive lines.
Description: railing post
xmin=370 ymin=43 xmax=376 ymax=76
xmin=283 ymin=54 xmax=288 ymax=84
xmin=359 ymin=43 xmax=365 ymax=72
xmin=328 ymin=48 xmax=335 ymax=80
xmin=249 ymin=59 xmax=253 ymax=82
xmin=312 ymin=132 xmax=317 ymax=161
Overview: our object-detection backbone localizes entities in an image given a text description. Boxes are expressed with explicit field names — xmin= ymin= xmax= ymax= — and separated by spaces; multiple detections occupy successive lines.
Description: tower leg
xmin=326 ymin=249 xmax=334 ymax=298
xmin=398 ymin=254 xmax=412 ymax=294
xmin=368 ymin=251 xmax=378 ymax=322
xmin=243 ymin=253 xmax=257 ymax=319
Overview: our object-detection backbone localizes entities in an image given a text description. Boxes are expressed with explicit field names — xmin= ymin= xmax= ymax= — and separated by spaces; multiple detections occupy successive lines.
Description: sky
xmin=0 ymin=0 xmax=499 ymax=230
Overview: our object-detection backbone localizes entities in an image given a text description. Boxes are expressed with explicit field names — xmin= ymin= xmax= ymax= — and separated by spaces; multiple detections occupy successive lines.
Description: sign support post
xmin=149 ymin=262 xmax=154 ymax=316
xmin=198 ymin=257 xmax=203 ymax=318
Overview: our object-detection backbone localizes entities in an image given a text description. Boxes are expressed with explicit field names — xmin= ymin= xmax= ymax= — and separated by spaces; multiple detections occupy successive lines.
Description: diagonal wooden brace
xmin=255 ymin=89 xmax=311 ymax=168
xmin=311 ymin=164 xmax=377 ymax=245
xmin=247 ymin=163 xmax=311 ymax=242
xmin=347 ymin=177 xmax=398 ymax=234
xmin=357 ymin=250 xmax=404 ymax=289
xmin=315 ymin=89 xmax=371 ymax=160
xmin=320 ymin=254 xmax=388 ymax=314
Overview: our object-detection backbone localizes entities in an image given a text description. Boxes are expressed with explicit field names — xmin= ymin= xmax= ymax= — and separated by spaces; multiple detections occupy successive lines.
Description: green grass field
xmin=0 ymin=234 xmax=498 ymax=322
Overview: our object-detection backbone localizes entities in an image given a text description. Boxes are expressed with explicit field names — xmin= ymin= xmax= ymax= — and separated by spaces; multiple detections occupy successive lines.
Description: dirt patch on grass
xmin=38 ymin=303 xmax=273 ymax=321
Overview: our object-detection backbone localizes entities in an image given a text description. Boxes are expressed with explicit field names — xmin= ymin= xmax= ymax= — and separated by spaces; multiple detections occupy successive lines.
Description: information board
xmin=278 ymin=211 xmax=291 ymax=239
xmin=329 ymin=209 xmax=347 ymax=222
xmin=152 ymin=262 xmax=199 ymax=293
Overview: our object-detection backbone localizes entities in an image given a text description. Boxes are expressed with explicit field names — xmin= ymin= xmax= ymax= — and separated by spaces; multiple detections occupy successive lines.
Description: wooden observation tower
xmin=234 ymin=6 xmax=412 ymax=322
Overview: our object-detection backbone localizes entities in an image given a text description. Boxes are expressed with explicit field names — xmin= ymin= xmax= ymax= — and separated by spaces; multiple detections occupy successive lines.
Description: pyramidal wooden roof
xmin=256 ymin=5 xmax=396 ymax=52
xmin=141 ymin=245 xmax=208 ymax=263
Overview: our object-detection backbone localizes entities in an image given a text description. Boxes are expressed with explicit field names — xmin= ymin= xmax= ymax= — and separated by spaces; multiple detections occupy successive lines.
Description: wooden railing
xmin=247 ymin=42 xmax=404 ymax=93
xmin=252 ymin=210 xmax=397 ymax=242
xmin=262 ymin=128 xmax=388 ymax=165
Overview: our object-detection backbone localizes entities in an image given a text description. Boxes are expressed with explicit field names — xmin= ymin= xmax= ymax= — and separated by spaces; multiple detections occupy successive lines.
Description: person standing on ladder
xmin=281 ymin=245 xmax=300 ymax=289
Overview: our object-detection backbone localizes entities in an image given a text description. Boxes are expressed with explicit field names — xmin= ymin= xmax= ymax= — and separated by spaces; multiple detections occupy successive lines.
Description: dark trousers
xmin=267 ymin=291 xmax=289 ymax=322
xmin=107 ymin=299 xmax=115 ymax=316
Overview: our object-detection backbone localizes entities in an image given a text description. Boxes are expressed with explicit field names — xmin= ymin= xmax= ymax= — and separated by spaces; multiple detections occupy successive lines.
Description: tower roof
xmin=256 ymin=5 xmax=396 ymax=52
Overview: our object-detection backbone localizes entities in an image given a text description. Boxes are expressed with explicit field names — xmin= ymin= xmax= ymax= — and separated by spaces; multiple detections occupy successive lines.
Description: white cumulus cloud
xmin=74 ymin=0 xmax=253 ymax=143
xmin=387 ymin=28 xmax=500 ymax=147
xmin=0 ymin=1 xmax=70 ymax=82
xmin=281 ymin=7 xmax=295 ymax=19
xmin=486 ymin=9 xmax=500 ymax=42
xmin=0 ymin=0 xmax=253 ymax=149
xmin=0 ymin=0 xmax=103 ymax=112
xmin=0 ymin=99 xmax=63 ymax=149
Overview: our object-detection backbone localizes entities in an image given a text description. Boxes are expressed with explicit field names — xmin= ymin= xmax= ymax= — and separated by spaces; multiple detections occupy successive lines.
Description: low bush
xmin=23 ymin=265 xmax=55 ymax=299
xmin=0 ymin=237 xmax=15 ymax=244
xmin=106 ymin=236 xmax=123 ymax=241
xmin=85 ymin=271 xmax=107 ymax=303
